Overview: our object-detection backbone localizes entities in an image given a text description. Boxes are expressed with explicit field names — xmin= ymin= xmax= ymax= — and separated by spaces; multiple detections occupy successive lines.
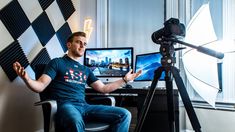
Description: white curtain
xmin=108 ymin=0 xmax=165 ymax=55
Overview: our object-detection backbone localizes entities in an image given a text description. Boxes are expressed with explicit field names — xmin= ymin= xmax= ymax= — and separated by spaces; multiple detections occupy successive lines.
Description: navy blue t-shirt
xmin=43 ymin=55 xmax=98 ymax=104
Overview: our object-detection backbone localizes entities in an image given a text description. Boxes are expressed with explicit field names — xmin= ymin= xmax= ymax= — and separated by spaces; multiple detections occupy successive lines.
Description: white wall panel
xmin=18 ymin=0 xmax=43 ymax=22
xmin=46 ymin=1 xmax=65 ymax=31
xmin=45 ymin=35 xmax=65 ymax=59
xmin=0 ymin=20 xmax=14 ymax=51
xmin=17 ymin=26 xmax=41 ymax=56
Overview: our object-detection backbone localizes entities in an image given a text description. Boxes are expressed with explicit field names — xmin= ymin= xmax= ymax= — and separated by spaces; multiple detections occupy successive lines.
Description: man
xmin=13 ymin=31 xmax=142 ymax=132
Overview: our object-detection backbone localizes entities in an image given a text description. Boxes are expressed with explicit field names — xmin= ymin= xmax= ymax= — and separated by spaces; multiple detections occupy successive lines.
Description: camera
xmin=151 ymin=18 xmax=185 ymax=44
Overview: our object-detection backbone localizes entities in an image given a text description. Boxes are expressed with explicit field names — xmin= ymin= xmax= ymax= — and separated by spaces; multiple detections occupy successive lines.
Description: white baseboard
xmin=181 ymin=129 xmax=194 ymax=132
xmin=35 ymin=129 xmax=43 ymax=132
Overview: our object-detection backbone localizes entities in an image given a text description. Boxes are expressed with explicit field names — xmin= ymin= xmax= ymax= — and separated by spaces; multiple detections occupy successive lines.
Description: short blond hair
xmin=66 ymin=32 xmax=86 ymax=43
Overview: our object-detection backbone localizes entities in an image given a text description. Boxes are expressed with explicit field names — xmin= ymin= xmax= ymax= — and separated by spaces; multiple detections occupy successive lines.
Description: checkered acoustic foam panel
xmin=0 ymin=0 xmax=75 ymax=81
xmin=30 ymin=48 xmax=51 ymax=71
xmin=0 ymin=0 xmax=31 ymax=40
xmin=56 ymin=22 xmax=72 ymax=52
xmin=38 ymin=0 xmax=55 ymax=10
xmin=56 ymin=0 xmax=76 ymax=20
xmin=0 ymin=41 xmax=29 ymax=81
xmin=32 ymin=12 xmax=55 ymax=46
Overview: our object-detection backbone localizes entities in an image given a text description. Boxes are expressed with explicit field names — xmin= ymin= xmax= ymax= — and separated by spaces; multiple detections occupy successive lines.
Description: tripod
xmin=134 ymin=42 xmax=202 ymax=132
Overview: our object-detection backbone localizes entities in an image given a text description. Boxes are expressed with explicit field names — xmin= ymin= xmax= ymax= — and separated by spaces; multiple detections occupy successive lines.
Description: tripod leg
xmin=164 ymin=70 xmax=176 ymax=132
xmin=171 ymin=67 xmax=201 ymax=132
xmin=134 ymin=67 xmax=164 ymax=132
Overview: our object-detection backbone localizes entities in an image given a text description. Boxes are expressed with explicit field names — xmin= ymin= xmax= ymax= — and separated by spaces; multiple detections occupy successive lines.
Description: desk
xmin=85 ymin=88 xmax=179 ymax=132
xmin=86 ymin=87 xmax=151 ymax=94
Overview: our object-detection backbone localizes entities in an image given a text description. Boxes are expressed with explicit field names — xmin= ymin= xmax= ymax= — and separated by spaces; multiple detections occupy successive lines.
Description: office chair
xmin=34 ymin=64 xmax=115 ymax=132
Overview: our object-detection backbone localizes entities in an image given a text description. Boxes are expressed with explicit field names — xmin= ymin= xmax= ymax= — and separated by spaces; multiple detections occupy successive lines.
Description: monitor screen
xmin=84 ymin=47 xmax=133 ymax=78
xmin=134 ymin=52 xmax=165 ymax=81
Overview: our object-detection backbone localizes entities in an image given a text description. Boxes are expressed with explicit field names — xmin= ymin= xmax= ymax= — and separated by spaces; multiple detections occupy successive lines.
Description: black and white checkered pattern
xmin=0 ymin=0 xmax=76 ymax=81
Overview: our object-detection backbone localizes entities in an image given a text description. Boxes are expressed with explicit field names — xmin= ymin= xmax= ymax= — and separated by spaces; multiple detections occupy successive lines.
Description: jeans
xmin=55 ymin=102 xmax=131 ymax=132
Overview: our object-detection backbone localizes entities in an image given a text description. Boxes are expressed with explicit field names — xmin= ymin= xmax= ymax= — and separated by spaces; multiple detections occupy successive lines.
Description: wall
xmin=184 ymin=107 xmax=235 ymax=132
xmin=79 ymin=0 xmax=97 ymax=48
xmin=0 ymin=0 xmax=80 ymax=131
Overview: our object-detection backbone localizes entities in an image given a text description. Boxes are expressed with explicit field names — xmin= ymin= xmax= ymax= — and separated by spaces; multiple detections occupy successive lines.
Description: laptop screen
xmin=134 ymin=52 xmax=165 ymax=81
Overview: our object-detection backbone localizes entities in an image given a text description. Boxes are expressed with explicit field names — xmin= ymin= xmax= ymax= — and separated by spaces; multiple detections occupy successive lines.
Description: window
xmin=97 ymin=0 xmax=165 ymax=54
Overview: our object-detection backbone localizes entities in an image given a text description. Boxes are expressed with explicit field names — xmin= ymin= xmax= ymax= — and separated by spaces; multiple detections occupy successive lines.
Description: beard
xmin=71 ymin=48 xmax=84 ymax=57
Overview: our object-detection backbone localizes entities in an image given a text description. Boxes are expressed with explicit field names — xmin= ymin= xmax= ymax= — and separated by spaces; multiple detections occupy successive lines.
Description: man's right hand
xmin=13 ymin=61 xmax=29 ymax=80
xmin=13 ymin=62 xmax=51 ymax=93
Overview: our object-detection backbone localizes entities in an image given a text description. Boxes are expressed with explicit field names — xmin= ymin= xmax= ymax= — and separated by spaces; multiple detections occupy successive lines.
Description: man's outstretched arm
xmin=13 ymin=62 xmax=52 ymax=93
xmin=91 ymin=69 xmax=142 ymax=93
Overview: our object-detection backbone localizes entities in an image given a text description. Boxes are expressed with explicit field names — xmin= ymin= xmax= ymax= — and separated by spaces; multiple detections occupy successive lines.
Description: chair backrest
xmin=35 ymin=64 xmax=52 ymax=101
xmin=34 ymin=64 xmax=46 ymax=79
xmin=35 ymin=64 xmax=52 ymax=132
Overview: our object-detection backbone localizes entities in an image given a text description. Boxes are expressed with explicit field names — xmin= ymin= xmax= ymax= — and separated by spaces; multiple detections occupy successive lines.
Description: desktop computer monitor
xmin=84 ymin=47 xmax=133 ymax=83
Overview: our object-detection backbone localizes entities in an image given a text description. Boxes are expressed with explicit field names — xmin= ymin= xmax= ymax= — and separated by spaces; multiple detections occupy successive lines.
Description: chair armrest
xmin=89 ymin=96 xmax=116 ymax=106
xmin=35 ymin=100 xmax=57 ymax=107
xmin=34 ymin=100 xmax=57 ymax=115
xmin=34 ymin=100 xmax=57 ymax=132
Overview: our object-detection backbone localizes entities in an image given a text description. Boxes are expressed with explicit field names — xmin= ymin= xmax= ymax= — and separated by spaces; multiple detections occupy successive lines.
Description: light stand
xmin=134 ymin=38 xmax=224 ymax=132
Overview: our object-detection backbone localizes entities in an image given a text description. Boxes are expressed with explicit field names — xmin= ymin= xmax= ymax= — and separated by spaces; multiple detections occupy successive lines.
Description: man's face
xmin=67 ymin=36 xmax=87 ymax=57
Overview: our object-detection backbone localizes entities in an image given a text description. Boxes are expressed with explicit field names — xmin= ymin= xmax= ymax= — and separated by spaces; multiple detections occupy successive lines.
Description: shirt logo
xmin=64 ymin=68 xmax=86 ymax=85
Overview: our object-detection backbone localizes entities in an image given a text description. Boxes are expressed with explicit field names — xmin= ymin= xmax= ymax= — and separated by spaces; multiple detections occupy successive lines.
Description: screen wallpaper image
xmin=135 ymin=53 xmax=165 ymax=81
xmin=85 ymin=49 xmax=132 ymax=77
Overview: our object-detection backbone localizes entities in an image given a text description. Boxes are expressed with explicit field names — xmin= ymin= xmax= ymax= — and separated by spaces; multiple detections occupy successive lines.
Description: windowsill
xmin=179 ymin=100 xmax=235 ymax=111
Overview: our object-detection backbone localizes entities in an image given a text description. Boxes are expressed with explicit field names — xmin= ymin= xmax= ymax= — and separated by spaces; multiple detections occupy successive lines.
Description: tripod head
xmin=158 ymin=40 xmax=176 ymax=68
